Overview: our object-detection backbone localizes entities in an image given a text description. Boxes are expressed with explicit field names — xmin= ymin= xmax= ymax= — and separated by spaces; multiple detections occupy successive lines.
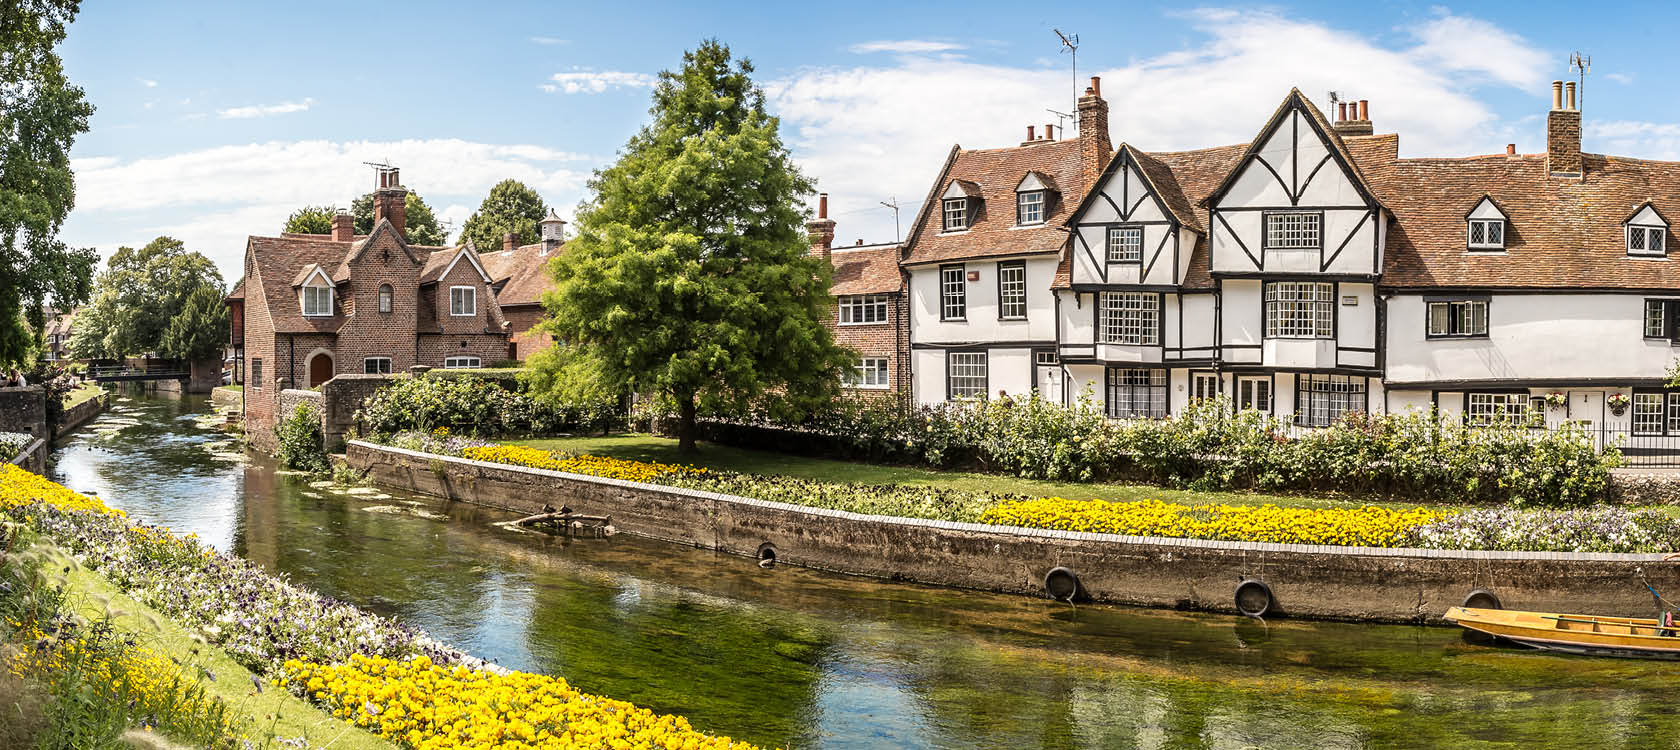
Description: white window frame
xmin=449 ymin=286 xmax=476 ymax=316
xmin=947 ymin=351 xmax=987 ymax=400
xmin=1629 ymin=225 xmax=1668 ymax=257
xmin=1296 ymin=374 xmax=1366 ymax=427
xmin=1426 ymin=300 xmax=1489 ymax=338
xmin=1466 ymin=392 xmax=1535 ymax=427
xmin=846 ymin=357 xmax=890 ymax=389
xmin=1107 ymin=226 xmax=1143 ymax=263
xmin=1264 ymin=212 xmax=1321 ymax=250
xmin=1264 ymin=282 xmax=1334 ymax=339
xmin=1633 ymin=393 xmax=1664 ymax=435
xmin=1017 ymin=191 xmax=1045 ymax=225
xmin=1099 ymin=292 xmax=1159 ymax=345
xmin=1467 ymin=219 xmax=1505 ymax=251
xmin=838 ymin=294 xmax=890 ymax=325
xmin=301 ymin=283 xmax=333 ymax=317
xmin=942 ymin=198 xmax=968 ymax=231
xmin=1647 ymin=299 xmax=1671 ymax=339
xmin=997 ymin=262 xmax=1027 ymax=320
xmin=939 ymin=265 xmax=966 ymax=321
xmin=1105 ymin=367 xmax=1166 ymax=419
xmin=1238 ymin=377 xmax=1272 ymax=413
xmin=363 ymin=357 xmax=392 ymax=375
xmin=443 ymin=356 xmax=481 ymax=369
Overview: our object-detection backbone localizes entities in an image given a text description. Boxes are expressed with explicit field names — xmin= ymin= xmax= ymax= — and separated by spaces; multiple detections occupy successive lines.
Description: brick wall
xmin=502 ymin=304 xmax=552 ymax=361
xmin=335 ymin=231 xmax=425 ymax=374
xmin=825 ymin=290 xmax=911 ymax=396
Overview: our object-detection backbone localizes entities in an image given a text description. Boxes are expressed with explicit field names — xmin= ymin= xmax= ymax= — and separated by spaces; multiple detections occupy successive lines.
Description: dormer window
xmin=943 ymin=199 xmax=968 ymax=231
xmin=1014 ymin=171 xmax=1057 ymax=226
xmin=1626 ymin=202 xmax=1669 ymax=257
xmin=940 ymin=180 xmax=980 ymax=232
xmin=1017 ymin=191 xmax=1044 ymax=224
xmin=298 ymin=267 xmax=333 ymax=317
xmin=1466 ymin=196 xmax=1508 ymax=252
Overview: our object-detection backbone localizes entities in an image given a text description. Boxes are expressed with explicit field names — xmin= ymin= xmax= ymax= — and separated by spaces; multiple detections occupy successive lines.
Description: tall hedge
xmin=357 ymin=376 xmax=614 ymax=437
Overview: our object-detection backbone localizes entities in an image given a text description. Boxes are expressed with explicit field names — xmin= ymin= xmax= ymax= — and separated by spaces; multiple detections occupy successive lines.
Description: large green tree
xmin=1 ymin=0 xmax=98 ymax=367
xmin=159 ymin=284 xmax=229 ymax=361
xmin=458 ymin=179 xmax=545 ymax=251
xmin=538 ymin=40 xmax=850 ymax=452
xmin=282 ymin=205 xmax=336 ymax=234
xmin=69 ymin=236 xmax=224 ymax=359
xmin=351 ymin=191 xmax=445 ymax=245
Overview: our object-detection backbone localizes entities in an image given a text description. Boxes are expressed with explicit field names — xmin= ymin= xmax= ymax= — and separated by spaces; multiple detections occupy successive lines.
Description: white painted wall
xmin=1220 ymin=280 xmax=1263 ymax=364
xmin=1385 ymin=293 xmax=1678 ymax=384
xmin=908 ymin=256 xmax=1058 ymax=345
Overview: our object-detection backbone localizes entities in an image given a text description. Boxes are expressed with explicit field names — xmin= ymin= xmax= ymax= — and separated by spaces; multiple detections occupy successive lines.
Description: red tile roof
xmin=829 ymin=243 xmax=903 ymax=296
xmin=479 ymin=241 xmax=562 ymax=307
xmin=903 ymin=139 xmax=1083 ymax=266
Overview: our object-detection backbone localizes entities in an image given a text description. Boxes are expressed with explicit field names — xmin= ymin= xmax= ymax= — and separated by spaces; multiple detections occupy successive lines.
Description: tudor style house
xmin=808 ymin=194 xmax=908 ymax=394
xmin=228 ymin=168 xmax=558 ymax=445
xmin=901 ymin=76 xmax=1680 ymax=439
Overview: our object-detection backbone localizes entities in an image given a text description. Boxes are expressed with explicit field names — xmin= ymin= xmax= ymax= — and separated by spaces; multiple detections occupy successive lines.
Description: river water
xmin=49 ymin=391 xmax=1680 ymax=749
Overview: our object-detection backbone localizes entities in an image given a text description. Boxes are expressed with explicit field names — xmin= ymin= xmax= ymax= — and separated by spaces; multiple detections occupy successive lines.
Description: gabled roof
xmin=904 ymin=139 xmax=1083 ymax=266
xmin=830 ymin=243 xmax=904 ymax=296
xmin=478 ymin=240 xmax=563 ymax=307
xmin=226 ymin=278 xmax=244 ymax=301
xmin=245 ymin=235 xmax=354 ymax=333
xmin=1465 ymin=194 xmax=1508 ymax=220
xmin=1200 ymin=88 xmax=1384 ymax=212
xmin=422 ymin=240 xmax=492 ymax=284
xmin=1016 ymin=171 xmax=1059 ymax=193
xmin=292 ymin=264 xmax=332 ymax=288
xmin=1624 ymin=200 xmax=1670 ymax=227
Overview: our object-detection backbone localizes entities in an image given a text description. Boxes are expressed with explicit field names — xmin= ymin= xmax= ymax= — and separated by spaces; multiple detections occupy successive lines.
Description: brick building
xmin=808 ymin=194 xmax=909 ymax=395
xmin=478 ymin=208 xmax=566 ymax=360
xmin=229 ymin=168 xmax=552 ymax=445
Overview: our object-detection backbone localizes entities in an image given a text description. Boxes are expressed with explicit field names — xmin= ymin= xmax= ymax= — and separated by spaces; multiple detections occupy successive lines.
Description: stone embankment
xmin=347 ymin=440 xmax=1680 ymax=624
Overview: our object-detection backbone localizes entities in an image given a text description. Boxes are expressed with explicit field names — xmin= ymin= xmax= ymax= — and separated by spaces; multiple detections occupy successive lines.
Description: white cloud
xmin=1606 ymin=72 xmax=1635 ymax=85
xmin=1405 ymin=11 xmax=1547 ymax=89
xmin=530 ymin=36 xmax=568 ymax=45
xmin=63 ymin=139 xmax=593 ymax=280
xmin=218 ymin=98 xmax=315 ymax=119
xmin=771 ymin=8 xmax=1552 ymax=245
xmin=544 ymin=70 xmax=656 ymax=94
xmin=1588 ymin=120 xmax=1680 ymax=160
xmin=848 ymin=40 xmax=966 ymax=54
xmin=137 ymin=78 xmax=158 ymax=88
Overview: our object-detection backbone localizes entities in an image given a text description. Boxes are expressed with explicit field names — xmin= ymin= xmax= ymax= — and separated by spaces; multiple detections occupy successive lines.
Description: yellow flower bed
xmin=462 ymin=445 xmax=707 ymax=483
xmin=980 ymin=497 xmax=1451 ymax=548
xmin=0 ymin=463 xmax=121 ymax=516
xmin=282 ymin=654 xmax=763 ymax=750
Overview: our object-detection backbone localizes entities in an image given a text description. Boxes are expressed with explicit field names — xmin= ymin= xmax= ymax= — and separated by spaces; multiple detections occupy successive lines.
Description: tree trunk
xmin=677 ymin=394 xmax=698 ymax=454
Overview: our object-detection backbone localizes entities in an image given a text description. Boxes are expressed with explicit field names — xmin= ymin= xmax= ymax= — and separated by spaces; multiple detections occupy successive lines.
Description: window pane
xmin=1654 ymin=228 xmax=1666 ymax=254
xmin=1100 ymin=293 xmax=1158 ymax=345
xmin=944 ymin=199 xmax=967 ymax=230
xmin=1108 ymin=227 xmax=1143 ymax=263
xmin=1017 ymin=191 xmax=1044 ymax=224
xmin=940 ymin=267 xmax=966 ymax=319
xmin=1265 ymin=282 xmax=1333 ymax=338
xmin=1647 ymin=301 xmax=1668 ymax=338
xmin=999 ymin=264 xmax=1027 ymax=319
xmin=949 ymin=352 xmax=987 ymax=398
xmin=1487 ymin=221 xmax=1503 ymax=246
xmin=1635 ymin=393 xmax=1663 ymax=434
xmin=1428 ymin=303 xmax=1448 ymax=336
xmin=1469 ymin=221 xmax=1485 ymax=245
xmin=1265 ymin=213 xmax=1321 ymax=249
xmin=1631 ymin=227 xmax=1647 ymax=252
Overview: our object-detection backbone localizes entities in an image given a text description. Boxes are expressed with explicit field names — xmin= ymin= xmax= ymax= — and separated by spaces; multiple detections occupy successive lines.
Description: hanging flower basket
xmin=1545 ymin=391 xmax=1568 ymax=410
xmin=1607 ymin=392 xmax=1631 ymax=417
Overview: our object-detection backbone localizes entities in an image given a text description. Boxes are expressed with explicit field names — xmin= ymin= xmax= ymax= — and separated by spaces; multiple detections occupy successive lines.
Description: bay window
xmin=1264 ymin=282 xmax=1334 ymax=338
xmin=1099 ymin=292 xmax=1159 ymax=345
xmin=1296 ymin=374 xmax=1365 ymax=427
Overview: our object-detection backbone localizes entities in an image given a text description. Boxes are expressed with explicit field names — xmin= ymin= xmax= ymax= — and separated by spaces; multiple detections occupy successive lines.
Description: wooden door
xmin=308 ymin=354 xmax=334 ymax=387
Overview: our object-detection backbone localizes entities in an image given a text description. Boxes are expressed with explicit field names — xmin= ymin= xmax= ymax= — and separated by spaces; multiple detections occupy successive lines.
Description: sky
xmin=52 ymin=1 xmax=1680 ymax=285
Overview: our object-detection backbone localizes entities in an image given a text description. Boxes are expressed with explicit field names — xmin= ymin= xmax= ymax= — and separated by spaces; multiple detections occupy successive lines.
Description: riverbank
xmin=350 ymin=438 xmax=1680 ymax=623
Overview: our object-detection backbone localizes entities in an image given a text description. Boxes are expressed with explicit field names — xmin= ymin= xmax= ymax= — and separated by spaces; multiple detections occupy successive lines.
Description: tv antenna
xmin=1569 ymin=52 xmax=1591 ymax=109
xmin=361 ymin=159 xmax=398 ymax=188
xmin=1046 ymin=108 xmax=1072 ymax=136
xmin=879 ymin=197 xmax=901 ymax=243
xmin=1054 ymin=28 xmax=1079 ymax=115
xmin=1328 ymin=90 xmax=1342 ymax=116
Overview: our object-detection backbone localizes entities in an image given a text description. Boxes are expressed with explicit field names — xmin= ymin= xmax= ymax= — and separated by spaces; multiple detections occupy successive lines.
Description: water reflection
xmin=50 ymin=392 xmax=1680 ymax=749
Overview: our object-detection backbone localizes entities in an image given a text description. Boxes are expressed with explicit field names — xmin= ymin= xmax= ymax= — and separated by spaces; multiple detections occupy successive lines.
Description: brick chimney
xmin=1077 ymin=76 xmax=1111 ymax=193
xmin=806 ymin=193 xmax=835 ymax=263
xmin=331 ymin=211 xmax=354 ymax=241
xmin=372 ymin=167 xmax=407 ymax=239
xmin=1333 ymin=98 xmax=1373 ymax=137
xmin=502 ymin=232 xmax=517 ymax=252
xmin=1547 ymin=79 xmax=1582 ymax=178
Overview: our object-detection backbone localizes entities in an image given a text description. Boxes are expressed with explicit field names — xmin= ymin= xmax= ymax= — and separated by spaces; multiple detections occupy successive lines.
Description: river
xmin=49 ymin=391 xmax=1680 ymax=749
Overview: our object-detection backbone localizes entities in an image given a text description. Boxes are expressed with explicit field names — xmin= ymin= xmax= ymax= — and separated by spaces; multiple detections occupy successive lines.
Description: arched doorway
xmin=307 ymin=352 xmax=335 ymax=387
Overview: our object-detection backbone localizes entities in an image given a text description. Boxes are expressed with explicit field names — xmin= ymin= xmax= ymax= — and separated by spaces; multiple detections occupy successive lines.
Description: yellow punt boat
xmin=1445 ymin=606 xmax=1680 ymax=660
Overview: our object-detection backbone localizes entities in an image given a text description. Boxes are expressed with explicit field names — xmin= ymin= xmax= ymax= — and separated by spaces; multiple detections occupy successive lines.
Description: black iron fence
xmin=1595 ymin=423 xmax=1680 ymax=468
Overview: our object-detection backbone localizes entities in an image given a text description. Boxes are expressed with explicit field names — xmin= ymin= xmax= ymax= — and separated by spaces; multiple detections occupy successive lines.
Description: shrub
xmin=357 ymin=376 xmax=613 ymax=437
xmin=275 ymin=402 xmax=330 ymax=474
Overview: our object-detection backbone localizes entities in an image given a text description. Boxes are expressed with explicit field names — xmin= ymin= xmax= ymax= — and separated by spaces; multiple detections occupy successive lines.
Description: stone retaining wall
xmin=56 ymin=392 xmax=107 ymax=438
xmin=210 ymin=386 xmax=243 ymax=410
xmin=347 ymin=440 xmax=1680 ymax=624
xmin=8 ymin=436 xmax=45 ymax=474
xmin=0 ymin=386 xmax=46 ymax=440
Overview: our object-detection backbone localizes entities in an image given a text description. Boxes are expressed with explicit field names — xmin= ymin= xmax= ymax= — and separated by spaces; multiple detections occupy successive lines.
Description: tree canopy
xmin=160 ymin=284 xmax=230 ymax=361
xmin=0 ymin=0 xmax=98 ymax=367
xmin=536 ymin=40 xmax=850 ymax=452
xmin=283 ymin=205 xmax=336 ymax=235
xmin=458 ymin=179 xmax=546 ymax=251
xmin=69 ymin=236 xmax=225 ymax=360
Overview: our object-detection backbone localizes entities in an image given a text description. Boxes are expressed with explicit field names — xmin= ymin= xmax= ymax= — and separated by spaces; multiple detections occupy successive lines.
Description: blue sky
xmin=55 ymin=1 xmax=1680 ymax=283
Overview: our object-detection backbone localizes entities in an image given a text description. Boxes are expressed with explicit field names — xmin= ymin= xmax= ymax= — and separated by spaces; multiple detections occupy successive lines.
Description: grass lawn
xmin=507 ymin=432 xmax=1424 ymax=511
xmin=61 ymin=383 xmax=104 ymax=409
xmin=37 ymin=542 xmax=397 ymax=749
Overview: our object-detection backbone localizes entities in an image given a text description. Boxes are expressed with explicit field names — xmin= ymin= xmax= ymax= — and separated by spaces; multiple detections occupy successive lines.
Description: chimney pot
xmin=818 ymin=193 xmax=828 ymax=219
xmin=372 ymin=170 xmax=407 ymax=239
xmin=1358 ymin=99 xmax=1369 ymax=121
xmin=1565 ymin=81 xmax=1577 ymax=110
xmin=1552 ymin=80 xmax=1563 ymax=110
xmin=1027 ymin=125 xmax=1035 ymax=141
xmin=1507 ymin=143 xmax=1516 ymax=156
xmin=1338 ymin=102 xmax=1347 ymax=122
xmin=1046 ymin=123 xmax=1055 ymax=140
xmin=855 ymin=239 xmax=863 ymax=246
xmin=1089 ymin=76 xmax=1100 ymax=98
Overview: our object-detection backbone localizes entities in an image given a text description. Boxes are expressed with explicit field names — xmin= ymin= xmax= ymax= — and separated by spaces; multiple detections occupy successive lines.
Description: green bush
xmin=275 ymin=402 xmax=330 ymax=474
xmin=356 ymin=375 xmax=614 ymax=437
xmin=693 ymin=394 xmax=1619 ymax=506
